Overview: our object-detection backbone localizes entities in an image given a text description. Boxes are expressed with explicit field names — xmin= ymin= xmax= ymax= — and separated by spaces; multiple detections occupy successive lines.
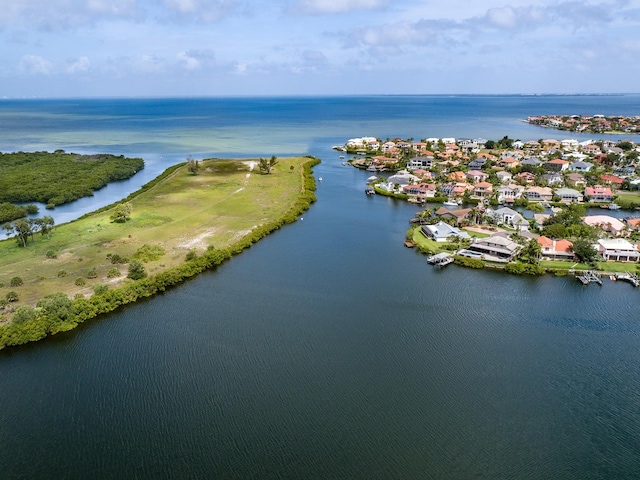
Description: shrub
xmin=10 ymin=277 xmax=23 ymax=287
xmin=453 ymin=255 xmax=485 ymax=269
xmin=127 ymin=260 xmax=147 ymax=280
xmin=46 ymin=250 xmax=57 ymax=259
xmin=87 ymin=268 xmax=98 ymax=279
xmin=93 ymin=284 xmax=109 ymax=295
xmin=74 ymin=293 xmax=84 ymax=299
xmin=75 ymin=277 xmax=86 ymax=286
xmin=133 ymin=244 xmax=166 ymax=263
xmin=185 ymin=249 xmax=198 ymax=261
xmin=107 ymin=267 xmax=120 ymax=278
xmin=12 ymin=305 xmax=36 ymax=324
xmin=6 ymin=291 xmax=19 ymax=302
xmin=57 ymin=270 xmax=67 ymax=277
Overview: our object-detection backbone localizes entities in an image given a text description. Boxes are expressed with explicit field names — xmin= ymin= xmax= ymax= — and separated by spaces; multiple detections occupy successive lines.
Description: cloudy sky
xmin=1 ymin=0 xmax=640 ymax=97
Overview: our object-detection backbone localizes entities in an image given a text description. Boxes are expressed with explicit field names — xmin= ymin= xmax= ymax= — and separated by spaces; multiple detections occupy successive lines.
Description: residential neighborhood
xmin=338 ymin=134 xmax=640 ymax=270
xmin=526 ymin=115 xmax=640 ymax=134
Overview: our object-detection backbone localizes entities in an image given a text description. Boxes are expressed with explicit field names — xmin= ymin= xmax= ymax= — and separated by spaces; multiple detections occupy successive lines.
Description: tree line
xmin=0 ymin=151 xmax=144 ymax=208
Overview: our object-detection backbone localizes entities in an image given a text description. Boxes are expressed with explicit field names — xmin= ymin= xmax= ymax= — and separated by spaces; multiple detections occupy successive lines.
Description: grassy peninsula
xmin=0 ymin=156 xmax=319 ymax=349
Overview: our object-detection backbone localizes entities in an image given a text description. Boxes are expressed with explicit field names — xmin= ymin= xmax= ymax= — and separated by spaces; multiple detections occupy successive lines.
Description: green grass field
xmin=0 ymin=157 xmax=311 ymax=312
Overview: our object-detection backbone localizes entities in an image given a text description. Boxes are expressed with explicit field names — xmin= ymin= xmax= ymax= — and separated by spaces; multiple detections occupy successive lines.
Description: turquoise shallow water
xmin=1 ymin=96 xmax=640 ymax=479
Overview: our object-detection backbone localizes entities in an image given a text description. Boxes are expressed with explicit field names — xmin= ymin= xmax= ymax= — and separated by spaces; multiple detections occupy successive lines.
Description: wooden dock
xmin=576 ymin=270 xmax=602 ymax=285
xmin=427 ymin=253 xmax=454 ymax=268
xmin=615 ymin=272 xmax=640 ymax=287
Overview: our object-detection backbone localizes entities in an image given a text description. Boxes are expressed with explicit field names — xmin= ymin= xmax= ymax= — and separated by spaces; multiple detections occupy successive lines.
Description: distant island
xmin=525 ymin=115 xmax=640 ymax=134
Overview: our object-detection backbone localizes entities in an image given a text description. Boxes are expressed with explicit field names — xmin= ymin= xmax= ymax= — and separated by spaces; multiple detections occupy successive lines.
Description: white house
xmin=421 ymin=222 xmax=471 ymax=242
xmin=597 ymin=238 xmax=639 ymax=262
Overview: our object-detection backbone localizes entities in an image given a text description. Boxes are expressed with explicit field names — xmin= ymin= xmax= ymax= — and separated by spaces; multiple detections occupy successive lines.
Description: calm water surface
xmin=1 ymin=96 xmax=640 ymax=479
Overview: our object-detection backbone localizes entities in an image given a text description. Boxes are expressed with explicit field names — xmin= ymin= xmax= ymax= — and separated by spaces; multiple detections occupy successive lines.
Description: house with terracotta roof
xmin=600 ymin=174 xmax=624 ymax=189
xmin=543 ymin=159 xmax=570 ymax=172
xmin=411 ymin=169 xmax=433 ymax=180
xmin=515 ymin=172 xmax=536 ymax=184
xmin=625 ymin=218 xmax=640 ymax=230
xmin=537 ymin=236 xmax=575 ymax=260
xmin=584 ymin=185 xmax=614 ymax=203
xmin=448 ymin=171 xmax=467 ymax=182
xmin=581 ymin=143 xmax=602 ymax=155
xmin=497 ymin=157 xmax=519 ymax=169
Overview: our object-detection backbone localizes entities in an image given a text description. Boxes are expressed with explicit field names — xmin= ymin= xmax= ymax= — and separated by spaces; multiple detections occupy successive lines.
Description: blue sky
xmin=1 ymin=0 xmax=640 ymax=97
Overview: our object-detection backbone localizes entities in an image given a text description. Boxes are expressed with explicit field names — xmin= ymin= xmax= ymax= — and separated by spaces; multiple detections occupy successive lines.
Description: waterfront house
xmin=584 ymin=185 xmax=614 ymax=203
xmin=537 ymin=236 xmax=575 ymax=260
xmin=597 ymin=238 xmax=639 ymax=262
xmin=497 ymin=184 xmax=524 ymax=203
xmin=407 ymin=156 xmax=435 ymax=170
xmin=386 ymin=171 xmax=419 ymax=187
xmin=554 ymin=187 xmax=584 ymax=203
xmin=524 ymin=186 xmax=553 ymax=202
xmin=473 ymin=181 xmax=493 ymax=199
xmin=421 ymin=222 xmax=471 ymax=242
xmin=468 ymin=235 xmax=521 ymax=261
xmin=435 ymin=207 xmax=473 ymax=225
xmin=440 ymin=182 xmax=472 ymax=198
xmin=403 ymin=183 xmax=437 ymax=200
xmin=561 ymin=139 xmax=580 ymax=151
xmin=583 ymin=215 xmax=625 ymax=235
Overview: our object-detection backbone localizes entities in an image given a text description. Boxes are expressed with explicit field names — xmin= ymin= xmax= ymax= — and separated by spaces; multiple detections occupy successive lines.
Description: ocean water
xmin=1 ymin=96 xmax=640 ymax=479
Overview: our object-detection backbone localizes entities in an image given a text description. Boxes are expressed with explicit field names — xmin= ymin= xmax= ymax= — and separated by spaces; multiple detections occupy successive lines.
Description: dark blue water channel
xmin=2 ymin=96 xmax=640 ymax=478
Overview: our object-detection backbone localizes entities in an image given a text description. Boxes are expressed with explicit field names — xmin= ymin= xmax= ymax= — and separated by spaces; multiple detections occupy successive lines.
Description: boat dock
xmin=576 ymin=270 xmax=602 ymax=285
xmin=615 ymin=272 xmax=640 ymax=286
xmin=427 ymin=252 xmax=454 ymax=268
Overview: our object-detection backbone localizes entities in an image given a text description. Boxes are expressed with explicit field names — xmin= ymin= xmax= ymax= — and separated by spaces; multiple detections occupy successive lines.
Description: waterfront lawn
xmin=0 ymin=157 xmax=309 ymax=309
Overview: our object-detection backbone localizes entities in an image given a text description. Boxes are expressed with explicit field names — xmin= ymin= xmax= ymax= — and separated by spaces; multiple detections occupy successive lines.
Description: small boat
xmin=609 ymin=203 xmax=620 ymax=210
xmin=339 ymin=155 xmax=345 ymax=159
xmin=443 ymin=198 xmax=461 ymax=207
xmin=318 ymin=177 xmax=323 ymax=182
xmin=365 ymin=186 xmax=375 ymax=195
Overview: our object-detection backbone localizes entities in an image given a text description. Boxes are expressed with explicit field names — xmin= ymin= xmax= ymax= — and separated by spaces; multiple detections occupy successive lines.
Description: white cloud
xmin=18 ymin=55 xmax=54 ymax=75
xmin=162 ymin=0 xmax=237 ymax=22
xmin=0 ymin=0 xmax=141 ymax=30
xmin=67 ymin=56 xmax=91 ymax=73
xmin=176 ymin=49 xmax=215 ymax=70
xmin=293 ymin=0 xmax=389 ymax=14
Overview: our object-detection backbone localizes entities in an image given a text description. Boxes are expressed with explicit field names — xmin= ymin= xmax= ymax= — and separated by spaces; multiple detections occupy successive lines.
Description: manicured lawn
xmin=0 ymin=157 xmax=310 ymax=308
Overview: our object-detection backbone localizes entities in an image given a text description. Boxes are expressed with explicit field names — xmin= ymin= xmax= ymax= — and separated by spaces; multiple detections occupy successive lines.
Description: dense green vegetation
xmin=0 ymin=156 xmax=319 ymax=350
xmin=0 ymin=151 xmax=144 ymax=208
